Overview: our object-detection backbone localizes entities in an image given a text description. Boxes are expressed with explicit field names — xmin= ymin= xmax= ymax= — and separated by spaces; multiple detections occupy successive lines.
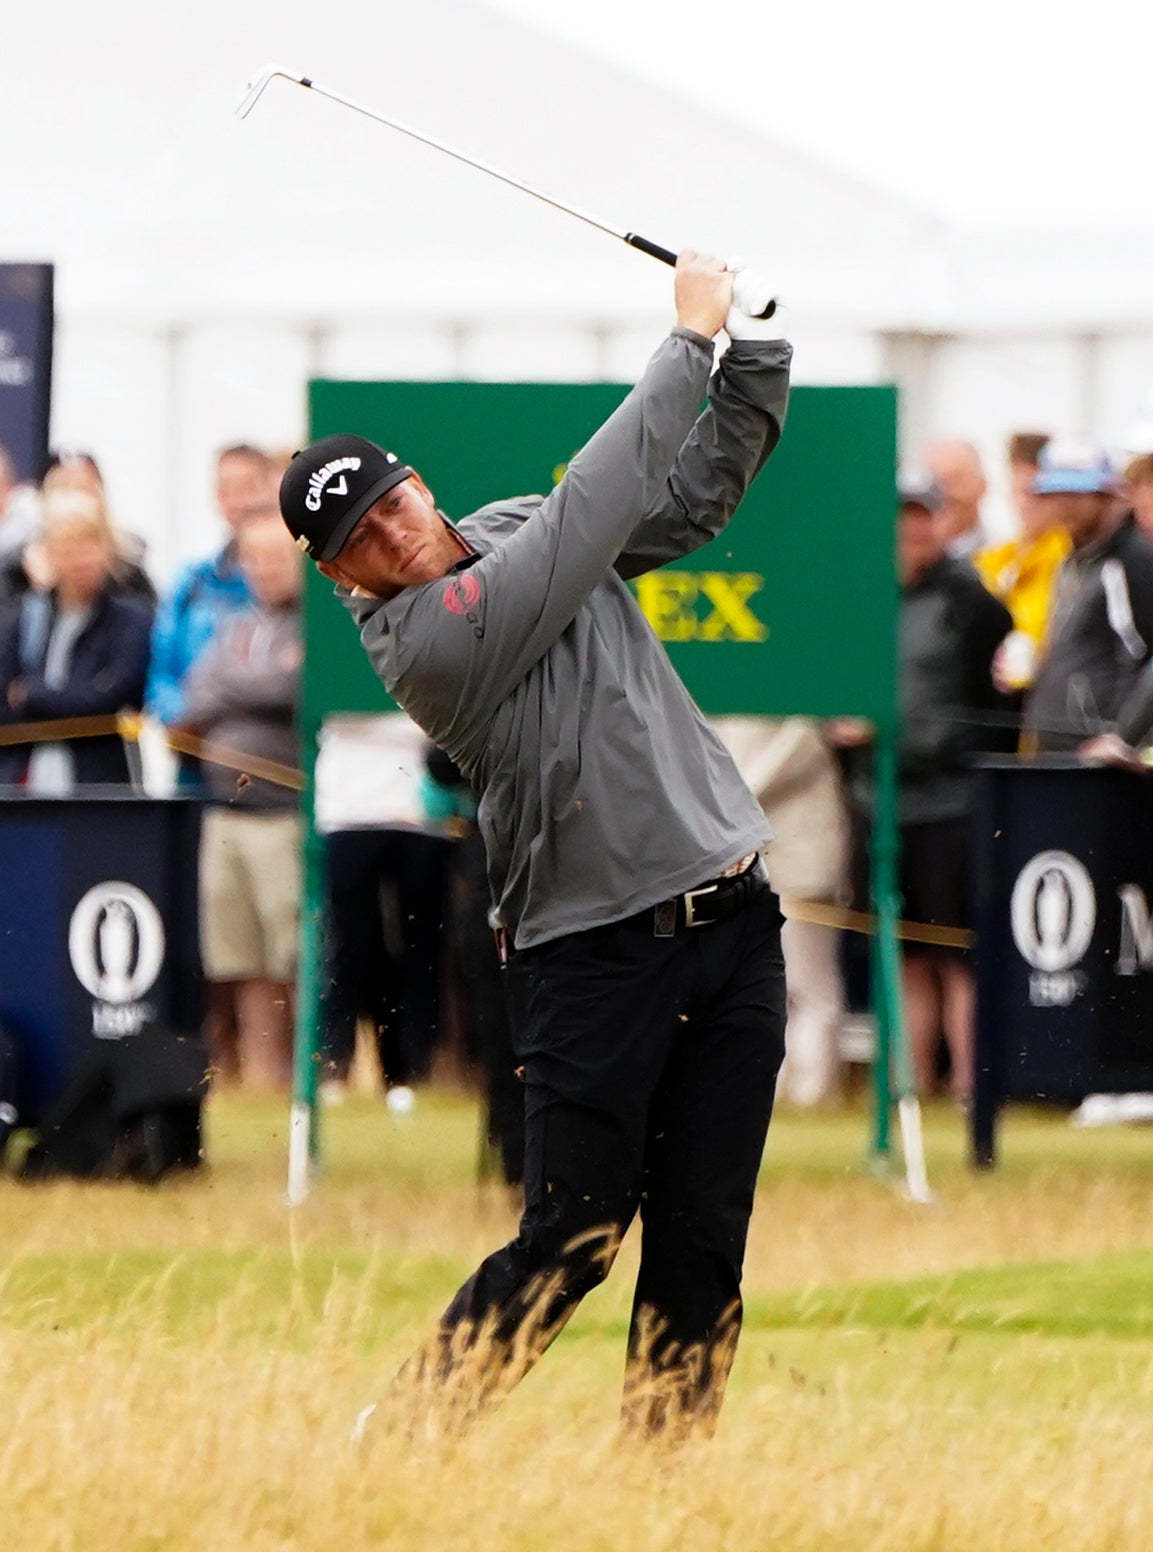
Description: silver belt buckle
xmin=683 ymin=881 xmax=719 ymax=928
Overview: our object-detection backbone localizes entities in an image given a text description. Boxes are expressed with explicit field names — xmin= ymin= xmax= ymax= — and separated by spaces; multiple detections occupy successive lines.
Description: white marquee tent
xmin=4 ymin=0 xmax=1153 ymax=578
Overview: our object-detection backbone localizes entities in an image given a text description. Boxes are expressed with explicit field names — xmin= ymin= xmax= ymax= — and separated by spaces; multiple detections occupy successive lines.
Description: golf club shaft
xmin=240 ymin=68 xmax=773 ymax=315
xmin=299 ymin=77 xmax=676 ymax=265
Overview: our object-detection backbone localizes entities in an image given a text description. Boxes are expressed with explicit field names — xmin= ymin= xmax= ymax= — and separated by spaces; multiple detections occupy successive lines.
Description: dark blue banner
xmin=973 ymin=759 xmax=1153 ymax=1163
xmin=0 ymin=264 xmax=54 ymax=484
xmin=0 ymin=796 xmax=203 ymax=1123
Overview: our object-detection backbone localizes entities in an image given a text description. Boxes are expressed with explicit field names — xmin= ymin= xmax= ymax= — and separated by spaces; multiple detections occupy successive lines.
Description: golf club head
xmin=235 ymin=63 xmax=307 ymax=120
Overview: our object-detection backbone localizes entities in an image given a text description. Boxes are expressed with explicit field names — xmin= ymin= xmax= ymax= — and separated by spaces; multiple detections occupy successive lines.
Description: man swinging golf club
xmin=280 ymin=252 xmax=791 ymax=1440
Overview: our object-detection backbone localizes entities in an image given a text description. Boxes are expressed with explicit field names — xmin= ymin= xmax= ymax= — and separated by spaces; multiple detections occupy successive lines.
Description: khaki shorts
xmin=199 ymin=808 xmax=302 ymax=981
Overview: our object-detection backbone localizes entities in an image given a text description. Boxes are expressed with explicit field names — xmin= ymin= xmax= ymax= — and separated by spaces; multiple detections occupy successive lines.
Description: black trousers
xmin=428 ymin=876 xmax=786 ymax=1436
xmin=322 ymin=829 xmax=450 ymax=1088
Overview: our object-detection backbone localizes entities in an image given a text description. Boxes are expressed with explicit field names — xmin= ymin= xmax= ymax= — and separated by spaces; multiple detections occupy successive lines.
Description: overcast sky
xmin=488 ymin=0 xmax=1153 ymax=228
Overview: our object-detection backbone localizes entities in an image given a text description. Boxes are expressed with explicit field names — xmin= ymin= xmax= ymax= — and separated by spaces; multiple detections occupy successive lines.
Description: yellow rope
xmin=781 ymin=897 xmax=974 ymax=950
xmin=0 ymin=711 xmax=305 ymax=792
xmin=160 ymin=726 xmax=306 ymax=793
xmin=0 ymin=713 xmax=121 ymax=745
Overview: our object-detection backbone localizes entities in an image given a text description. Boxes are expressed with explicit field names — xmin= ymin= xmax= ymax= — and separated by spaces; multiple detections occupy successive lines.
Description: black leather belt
xmin=650 ymin=856 xmax=767 ymax=937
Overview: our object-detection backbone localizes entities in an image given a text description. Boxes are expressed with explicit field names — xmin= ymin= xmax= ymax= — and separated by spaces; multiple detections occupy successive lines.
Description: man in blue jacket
xmin=146 ymin=445 xmax=274 ymax=740
xmin=280 ymin=254 xmax=790 ymax=1440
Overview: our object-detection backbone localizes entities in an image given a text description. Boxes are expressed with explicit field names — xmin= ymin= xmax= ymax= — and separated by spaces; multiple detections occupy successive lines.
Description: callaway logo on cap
xmin=305 ymin=455 xmax=361 ymax=513
xmin=279 ymin=434 xmax=414 ymax=561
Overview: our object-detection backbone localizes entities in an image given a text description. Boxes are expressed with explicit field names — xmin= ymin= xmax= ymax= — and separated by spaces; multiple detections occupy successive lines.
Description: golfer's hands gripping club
xmin=675 ymin=252 xmax=734 ymax=339
xmin=725 ymin=257 xmax=778 ymax=339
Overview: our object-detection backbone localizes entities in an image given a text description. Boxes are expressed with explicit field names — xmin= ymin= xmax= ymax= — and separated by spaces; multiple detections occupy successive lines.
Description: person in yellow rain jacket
xmin=975 ymin=433 xmax=1071 ymax=691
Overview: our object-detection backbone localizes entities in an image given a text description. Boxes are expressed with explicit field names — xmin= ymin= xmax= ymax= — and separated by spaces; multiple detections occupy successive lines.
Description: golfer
xmin=280 ymin=253 xmax=791 ymax=1438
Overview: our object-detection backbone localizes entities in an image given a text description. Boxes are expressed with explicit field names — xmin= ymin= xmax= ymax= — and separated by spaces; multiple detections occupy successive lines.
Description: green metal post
xmin=870 ymin=729 xmax=899 ymax=1159
xmin=287 ymin=720 xmax=323 ymax=1203
xmin=869 ymin=728 xmax=933 ymax=1201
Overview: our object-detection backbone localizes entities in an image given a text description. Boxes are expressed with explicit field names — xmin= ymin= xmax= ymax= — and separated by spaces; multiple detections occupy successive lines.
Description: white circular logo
xmin=68 ymin=882 xmax=165 ymax=1004
xmin=1010 ymin=850 xmax=1096 ymax=973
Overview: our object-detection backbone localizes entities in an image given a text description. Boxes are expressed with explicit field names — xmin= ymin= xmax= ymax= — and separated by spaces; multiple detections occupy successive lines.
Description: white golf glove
xmin=725 ymin=257 xmax=778 ymax=340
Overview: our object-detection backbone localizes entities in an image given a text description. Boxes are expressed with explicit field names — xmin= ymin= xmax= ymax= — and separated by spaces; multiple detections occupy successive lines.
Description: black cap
xmin=279 ymin=434 xmax=414 ymax=561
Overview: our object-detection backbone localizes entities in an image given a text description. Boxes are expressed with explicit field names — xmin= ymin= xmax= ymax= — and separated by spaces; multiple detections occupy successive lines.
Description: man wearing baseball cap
xmin=1023 ymin=437 xmax=1153 ymax=754
xmin=281 ymin=253 xmax=790 ymax=1440
xmin=280 ymin=440 xmax=415 ymax=566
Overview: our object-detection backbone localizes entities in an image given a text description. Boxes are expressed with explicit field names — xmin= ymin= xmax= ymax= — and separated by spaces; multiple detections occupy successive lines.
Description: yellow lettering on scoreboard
xmin=696 ymin=573 xmax=768 ymax=642
xmin=634 ymin=572 xmax=769 ymax=643
xmin=635 ymin=571 xmax=700 ymax=641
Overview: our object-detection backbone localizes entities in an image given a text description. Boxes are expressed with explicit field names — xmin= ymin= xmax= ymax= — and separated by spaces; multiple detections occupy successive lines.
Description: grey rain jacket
xmin=342 ymin=328 xmax=792 ymax=948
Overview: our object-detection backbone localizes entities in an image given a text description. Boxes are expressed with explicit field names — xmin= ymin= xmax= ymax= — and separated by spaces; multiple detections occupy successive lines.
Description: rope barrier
xmin=0 ymin=710 xmax=306 ymax=792
xmin=159 ymin=726 xmax=307 ymax=793
xmin=0 ymin=713 xmax=121 ymax=745
xmin=781 ymin=898 xmax=974 ymax=951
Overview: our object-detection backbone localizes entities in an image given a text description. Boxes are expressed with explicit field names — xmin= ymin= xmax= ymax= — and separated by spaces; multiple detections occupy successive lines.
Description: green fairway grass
xmin=2 ymin=1091 xmax=1152 ymax=1551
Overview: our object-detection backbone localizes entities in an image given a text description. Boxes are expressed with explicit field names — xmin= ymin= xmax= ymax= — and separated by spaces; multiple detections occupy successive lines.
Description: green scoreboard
xmin=303 ymin=380 xmax=899 ymax=736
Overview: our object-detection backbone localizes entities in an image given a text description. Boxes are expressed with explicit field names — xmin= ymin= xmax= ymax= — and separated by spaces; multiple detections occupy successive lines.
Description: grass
xmin=2 ymin=1091 xmax=1152 ymax=1550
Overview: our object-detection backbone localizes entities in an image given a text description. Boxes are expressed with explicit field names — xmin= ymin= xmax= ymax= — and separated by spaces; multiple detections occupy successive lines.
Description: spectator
xmin=147 ymin=444 xmax=274 ymax=736
xmin=714 ymin=716 xmax=849 ymax=1107
xmin=148 ymin=444 xmax=277 ymax=1073
xmin=1 ymin=452 xmax=155 ymax=614
xmin=1023 ymin=438 xmax=1153 ymax=754
xmin=40 ymin=450 xmax=156 ymax=609
xmin=0 ymin=442 xmax=40 ymax=561
xmin=976 ymin=432 xmax=1070 ymax=691
xmin=837 ymin=475 xmax=1012 ymax=1100
xmin=925 ymin=439 xmax=988 ymax=558
xmin=315 ymin=714 xmax=453 ymax=1111
xmin=1123 ymin=452 xmax=1153 ymax=544
xmin=181 ymin=513 xmax=303 ymax=1089
xmin=422 ymin=743 xmax=523 ymax=1187
xmin=0 ymin=438 xmax=44 ymax=609
xmin=0 ymin=492 xmax=152 ymax=791
xmin=0 ymin=529 xmax=53 ymax=613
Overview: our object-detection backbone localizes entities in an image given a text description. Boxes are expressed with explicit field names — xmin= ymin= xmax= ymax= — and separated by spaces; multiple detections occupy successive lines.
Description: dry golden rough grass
xmin=1 ymin=1091 xmax=1152 ymax=1551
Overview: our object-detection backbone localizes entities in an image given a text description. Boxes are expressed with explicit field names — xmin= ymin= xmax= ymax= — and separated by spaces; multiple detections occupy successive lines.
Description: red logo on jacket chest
xmin=443 ymin=574 xmax=482 ymax=614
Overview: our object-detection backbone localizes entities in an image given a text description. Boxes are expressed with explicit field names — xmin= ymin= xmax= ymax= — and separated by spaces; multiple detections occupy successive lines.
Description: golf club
xmin=236 ymin=64 xmax=776 ymax=319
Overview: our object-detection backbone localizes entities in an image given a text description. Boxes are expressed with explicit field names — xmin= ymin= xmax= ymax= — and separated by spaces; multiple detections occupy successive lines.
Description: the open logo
xmin=1010 ymin=850 xmax=1095 ymax=1006
xmin=68 ymin=882 xmax=165 ymax=1010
